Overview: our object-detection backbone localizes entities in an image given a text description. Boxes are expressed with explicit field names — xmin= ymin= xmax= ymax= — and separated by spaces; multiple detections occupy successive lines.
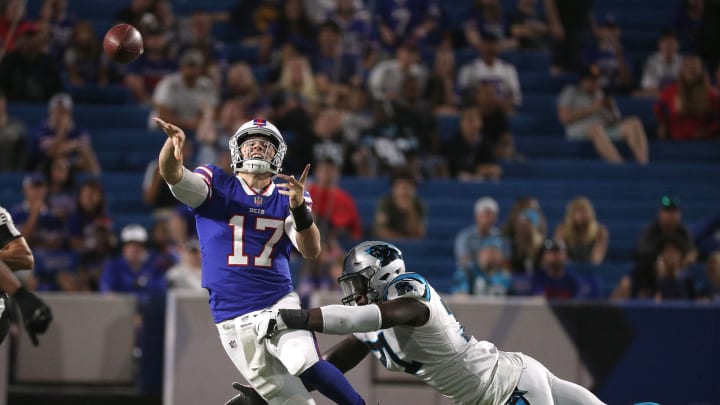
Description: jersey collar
xmin=237 ymin=176 xmax=275 ymax=197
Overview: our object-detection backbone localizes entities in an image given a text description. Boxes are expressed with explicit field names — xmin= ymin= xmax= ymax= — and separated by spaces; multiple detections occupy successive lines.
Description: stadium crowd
xmin=0 ymin=0 xmax=718 ymax=311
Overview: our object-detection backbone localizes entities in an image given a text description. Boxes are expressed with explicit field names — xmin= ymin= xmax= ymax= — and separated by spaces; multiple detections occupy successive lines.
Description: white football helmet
xmin=229 ymin=118 xmax=287 ymax=175
xmin=339 ymin=241 xmax=406 ymax=305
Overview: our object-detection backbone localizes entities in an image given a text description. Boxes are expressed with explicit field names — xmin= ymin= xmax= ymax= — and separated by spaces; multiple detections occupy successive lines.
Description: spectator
xmin=124 ymin=24 xmax=176 ymax=105
xmin=502 ymin=196 xmax=548 ymax=239
xmin=177 ymin=10 xmax=228 ymax=87
xmin=452 ymin=237 xmax=512 ymax=296
xmin=308 ymin=157 xmax=363 ymax=241
xmin=325 ymin=0 xmax=372 ymax=61
xmin=472 ymin=81 xmax=516 ymax=160
xmin=374 ymin=0 xmax=441 ymax=50
xmin=367 ymin=39 xmax=427 ymax=102
xmin=312 ymin=21 xmax=360 ymax=104
xmin=114 ymin=0 xmax=153 ymax=28
xmin=443 ymin=107 xmax=502 ymax=181
xmin=625 ymin=196 xmax=697 ymax=298
xmin=222 ymin=62 xmax=265 ymax=113
xmin=10 ymin=173 xmax=65 ymax=251
xmin=0 ymin=22 xmax=63 ymax=102
xmin=151 ymin=48 xmax=218 ymax=132
xmin=637 ymin=30 xmax=682 ymax=97
xmin=554 ymin=197 xmax=609 ymax=265
xmin=67 ymin=180 xmax=117 ymax=291
xmin=147 ymin=218 xmax=179 ymax=265
xmin=0 ymin=0 xmax=31 ymax=52
xmin=151 ymin=0 xmax=181 ymax=45
xmin=353 ymin=101 xmax=420 ymax=177
xmin=0 ymin=89 xmax=27 ymax=171
xmin=42 ymin=156 xmax=76 ymax=220
xmin=457 ymin=31 xmax=522 ymax=111
xmin=464 ymin=0 xmax=516 ymax=51
xmin=454 ymin=197 xmax=505 ymax=273
xmin=100 ymin=224 xmax=171 ymax=296
xmin=508 ymin=208 xmax=545 ymax=274
xmin=30 ymin=93 xmax=101 ymax=174
xmin=654 ymin=239 xmax=696 ymax=301
xmin=544 ymin=0 xmax=594 ymax=74
xmin=38 ymin=0 xmax=76 ymax=61
xmin=259 ymin=0 xmax=316 ymax=63
xmin=508 ymin=0 xmax=549 ymax=50
xmin=76 ymin=222 xmax=117 ymax=291
xmin=531 ymin=238 xmax=580 ymax=299
xmin=581 ymin=14 xmax=634 ymax=93
xmin=64 ymin=20 xmax=108 ymax=87
xmin=67 ymin=179 xmax=113 ymax=254
xmin=166 ymin=239 xmax=202 ymax=290
xmin=10 ymin=173 xmax=72 ymax=291
xmin=654 ymin=55 xmax=720 ymax=140
xmin=373 ymin=170 xmax=426 ymax=240
xmin=340 ymin=85 xmax=373 ymax=144
xmin=425 ymin=48 xmax=459 ymax=114
xmin=697 ymin=251 xmax=720 ymax=301
xmin=557 ymin=65 xmax=649 ymax=164
xmin=275 ymin=55 xmax=319 ymax=108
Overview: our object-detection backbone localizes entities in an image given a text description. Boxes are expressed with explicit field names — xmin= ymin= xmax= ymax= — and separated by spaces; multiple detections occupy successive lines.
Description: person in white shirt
xmin=166 ymin=238 xmax=202 ymax=290
xmin=638 ymin=30 xmax=682 ymax=97
xmin=458 ymin=31 xmax=522 ymax=111
xmin=367 ymin=40 xmax=428 ymax=102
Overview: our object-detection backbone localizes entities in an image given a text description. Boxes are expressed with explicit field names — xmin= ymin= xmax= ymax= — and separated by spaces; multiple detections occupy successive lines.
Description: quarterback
xmin=154 ymin=117 xmax=364 ymax=405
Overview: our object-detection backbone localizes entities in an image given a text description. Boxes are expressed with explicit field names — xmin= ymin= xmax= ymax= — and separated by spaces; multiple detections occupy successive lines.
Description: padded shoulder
xmin=384 ymin=273 xmax=431 ymax=302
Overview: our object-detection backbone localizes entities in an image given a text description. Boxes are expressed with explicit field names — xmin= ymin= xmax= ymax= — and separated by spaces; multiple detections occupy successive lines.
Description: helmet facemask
xmin=339 ymin=267 xmax=379 ymax=306
xmin=229 ymin=131 xmax=287 ymax=175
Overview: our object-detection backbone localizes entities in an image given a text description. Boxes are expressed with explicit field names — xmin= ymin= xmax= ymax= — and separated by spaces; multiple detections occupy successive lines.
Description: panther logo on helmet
xmin=229 ymin=118 xmax=287 ymax=175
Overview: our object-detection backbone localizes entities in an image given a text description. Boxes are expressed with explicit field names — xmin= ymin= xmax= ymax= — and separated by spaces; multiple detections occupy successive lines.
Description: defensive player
xmin=0 ymin=206 xmax=53 ymax=346
xmin=154 ymin=117 xmax=364 ymax=405
xmin=246 ymin=241 xmax=606 ymax=405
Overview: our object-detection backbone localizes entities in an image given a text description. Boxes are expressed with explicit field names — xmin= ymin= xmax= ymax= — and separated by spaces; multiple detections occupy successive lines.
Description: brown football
xmin=103 ymin=23 xmax=144 ymax=64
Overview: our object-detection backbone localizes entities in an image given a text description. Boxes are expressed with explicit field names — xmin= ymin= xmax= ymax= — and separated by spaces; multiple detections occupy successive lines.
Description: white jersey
xmin=354 ymin=273 xmax=525 ymax=405
xmin=0 ymin=205 xmax=22 ymax=318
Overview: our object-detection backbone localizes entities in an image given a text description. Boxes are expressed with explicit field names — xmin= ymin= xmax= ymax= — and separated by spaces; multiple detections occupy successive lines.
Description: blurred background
xmin=0 ymin=0 xmax=719 ymax=404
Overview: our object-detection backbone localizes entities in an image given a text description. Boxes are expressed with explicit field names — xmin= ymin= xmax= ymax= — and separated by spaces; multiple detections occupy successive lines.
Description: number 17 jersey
xmin=191 ymin=164 xmax=312 ymax=323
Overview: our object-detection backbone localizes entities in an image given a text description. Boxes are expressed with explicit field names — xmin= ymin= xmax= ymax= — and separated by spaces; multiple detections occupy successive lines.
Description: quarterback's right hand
xmin=13 ymin=287 xmax=53 ymax=346
xmin=153 ymin=117 xmax=186 ymax=161
xmin=255 ymin=310 xmax=287 ymax=342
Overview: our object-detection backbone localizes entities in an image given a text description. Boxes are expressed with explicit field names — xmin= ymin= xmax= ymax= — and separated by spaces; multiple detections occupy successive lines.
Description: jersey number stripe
xmin=227 ymin=215 xmax=284 ymax=267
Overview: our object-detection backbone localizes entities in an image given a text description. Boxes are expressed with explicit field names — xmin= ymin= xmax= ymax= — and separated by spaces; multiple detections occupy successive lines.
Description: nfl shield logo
xmin=229 ymin=340 xmax=237 ymax=349
xmin=254 ymin=195 xmax=263 ymax=206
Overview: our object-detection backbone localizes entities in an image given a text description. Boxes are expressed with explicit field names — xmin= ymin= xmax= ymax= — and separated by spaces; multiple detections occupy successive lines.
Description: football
xmin=103 ymin=23 xmax=144 ymax=64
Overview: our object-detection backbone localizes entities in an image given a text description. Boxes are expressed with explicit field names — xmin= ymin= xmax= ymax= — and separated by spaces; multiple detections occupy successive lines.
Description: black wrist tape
xmin=290 ymin=202 xmax=314 ymax=232
xmin=278 ymin=309 xmax=309 ymax=329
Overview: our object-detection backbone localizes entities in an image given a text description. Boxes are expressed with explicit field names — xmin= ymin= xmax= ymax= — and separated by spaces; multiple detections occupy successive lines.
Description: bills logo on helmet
xmin=365 ymin=245 xmax=401 ymax=266
xmin=253 ymin=118 xmax=267 ymax=127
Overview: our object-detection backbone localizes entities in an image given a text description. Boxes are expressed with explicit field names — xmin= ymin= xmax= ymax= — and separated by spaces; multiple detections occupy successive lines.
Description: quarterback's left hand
xmin=255 ymin=309 xmax=287 ymax=342
xmin=276 ymin=164 xmax=311 ymax=209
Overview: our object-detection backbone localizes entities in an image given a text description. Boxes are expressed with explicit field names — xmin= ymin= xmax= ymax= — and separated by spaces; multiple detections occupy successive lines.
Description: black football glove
xmin=13 ymin=287 xmax=52 ymax=346
xmin=224 ymin=382 xmax=266 ymax=405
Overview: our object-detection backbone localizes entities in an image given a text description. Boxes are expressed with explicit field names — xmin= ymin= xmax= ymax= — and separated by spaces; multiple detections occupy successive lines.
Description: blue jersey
xmin=191 ymin=164 xmax=312 ymax=323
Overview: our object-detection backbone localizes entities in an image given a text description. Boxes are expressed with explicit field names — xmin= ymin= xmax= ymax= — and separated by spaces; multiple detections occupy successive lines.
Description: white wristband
xmin=320 ymin=304 xmax=382 ymax=335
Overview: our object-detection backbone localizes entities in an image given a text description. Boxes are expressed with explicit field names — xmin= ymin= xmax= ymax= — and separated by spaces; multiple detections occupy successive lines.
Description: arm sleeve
xmin=319 ymin=304 xmax=382 ymax=334
xmin=168 ymin=167 xmax=210 ymax=209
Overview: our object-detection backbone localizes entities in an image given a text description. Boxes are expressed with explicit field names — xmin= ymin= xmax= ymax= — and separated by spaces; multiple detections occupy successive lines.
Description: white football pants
xmin=516 ymin=355 xmax=606 ymax=405
xmin=216 ymin=292 xmax=319 ymax=405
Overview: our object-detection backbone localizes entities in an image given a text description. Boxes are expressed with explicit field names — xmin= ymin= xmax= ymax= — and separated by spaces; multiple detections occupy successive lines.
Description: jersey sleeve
xmin=0 ymin=206 xmax=22 ymax=248
xmin=384 ymin=273 xmax=431 ymax=302
xmin=190 ymin=164 xmax=225 ymax=205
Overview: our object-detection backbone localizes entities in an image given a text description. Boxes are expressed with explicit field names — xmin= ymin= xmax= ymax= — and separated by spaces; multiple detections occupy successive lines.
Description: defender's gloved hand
xmin=14 ymin=287 xmax=52 ymax=346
